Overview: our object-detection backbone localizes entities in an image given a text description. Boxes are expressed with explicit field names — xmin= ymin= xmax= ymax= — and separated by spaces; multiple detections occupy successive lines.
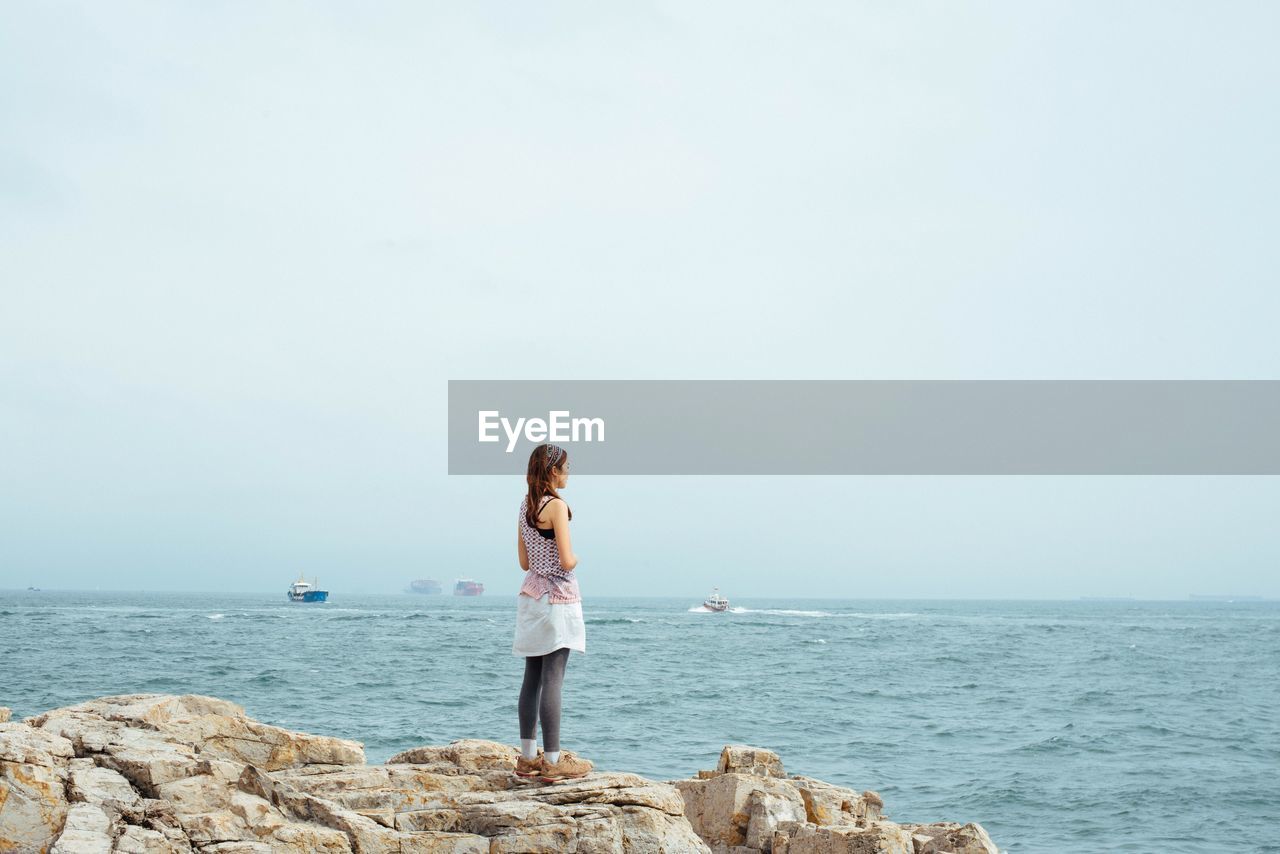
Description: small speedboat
xmin=702 ymin=587 xmax=729 ymax=611
xmin=287 ymin=573 xmax=329 ymax=603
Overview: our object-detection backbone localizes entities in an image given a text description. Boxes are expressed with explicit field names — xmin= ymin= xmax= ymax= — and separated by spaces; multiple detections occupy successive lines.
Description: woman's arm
xmin=547 ymin=499 xmax=579 ymax=571
xmin=517 ymin=525 xmax=529 ymax=571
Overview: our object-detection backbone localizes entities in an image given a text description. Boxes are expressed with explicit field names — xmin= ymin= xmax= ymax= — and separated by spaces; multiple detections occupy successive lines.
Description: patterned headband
xmin=545 ymin=444 xmax=565 ymax=466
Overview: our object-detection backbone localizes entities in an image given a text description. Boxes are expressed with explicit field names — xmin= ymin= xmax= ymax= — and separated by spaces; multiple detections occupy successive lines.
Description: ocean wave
xmin=420 ymin=698 xmax=467 ymax=707
xmin=1012 ymin=734 xmax=1077 ymax=754
xmin=202 ymin=611 xmax=285 ymax=620
xmin=139 ymin=677 xmax=179 ymax=689
xmin=613 ymin=697 xmax=674 ymax=711
xmin=721 ymin=608 xmax=921 ymax=620
xmin=586 ymin=617 xmax=646 ymax=625
xmin=843 ymin=612 xmax=921 ymax=620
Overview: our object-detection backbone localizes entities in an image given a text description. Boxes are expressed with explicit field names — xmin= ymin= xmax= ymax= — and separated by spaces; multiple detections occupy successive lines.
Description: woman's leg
xmin=518 ymin=655 xmax=543 ymax=741
xmin=537 ymin=647 xmax=571 ymax=753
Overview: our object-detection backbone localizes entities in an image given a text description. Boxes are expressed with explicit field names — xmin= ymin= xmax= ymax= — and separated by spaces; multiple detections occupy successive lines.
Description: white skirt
xmin=512 ymin=592 xmax=586 ymax=657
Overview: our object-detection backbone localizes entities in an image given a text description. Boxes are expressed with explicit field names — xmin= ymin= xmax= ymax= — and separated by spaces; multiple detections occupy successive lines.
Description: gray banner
xmin=447 ymin=380 xmax=1280 ymax=474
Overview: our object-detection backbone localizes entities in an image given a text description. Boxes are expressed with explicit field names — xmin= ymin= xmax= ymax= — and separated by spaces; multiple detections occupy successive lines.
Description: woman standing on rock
xmin=511 ymin=443 xmax=593 ymax=783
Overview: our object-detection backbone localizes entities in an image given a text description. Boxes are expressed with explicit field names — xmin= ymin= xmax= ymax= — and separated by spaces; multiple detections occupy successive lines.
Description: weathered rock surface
xmin=671 ymin=745 xmax=1000 ymax=854
xmin=0 ymin=722 xmax=76 ymax=853
xmin=0 ymin=695 xmax=1001 ymax=853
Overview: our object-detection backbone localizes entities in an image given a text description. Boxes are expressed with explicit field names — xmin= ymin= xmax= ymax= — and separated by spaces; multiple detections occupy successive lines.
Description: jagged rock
xmin=51 ymin=802 xmax=116 ymax=853
xmin=746 ymin=787 xmax=808 ymax=850
xmin=1 ymin=696 xmax=999 ymax=854
xmin=0 ymin=721 xmax=75 ymax=852
xmin=772 ymin=819 xmax=916 ymax=854
xmin=716 ymin=745 xmax=788 ymax=779
xmin=249 ymin=756 xmax=706 ymax=852
xmin=69 ymin=759 xmax=145 ymax=820
xmin=0 ymin=707 xmax=11 ymax=723
xmin=674 ymin=772 xmax=805 ymax=849
xmin=901 ymin=821 xmax=999 ymax=854
xmin=29 ymin=709 xmax=203 ymax=796
xmin=673 ymin=745 xmax=995 ymax=854
xmin=386 ymin=739 xmax=521 ymax=773
xmin=26 ymin=694 xmax=364 ymax=773
xmin=787 ymin=776 xmax=883 ymax=826
xmin=112 ymin=823 xmax=190 ymax=853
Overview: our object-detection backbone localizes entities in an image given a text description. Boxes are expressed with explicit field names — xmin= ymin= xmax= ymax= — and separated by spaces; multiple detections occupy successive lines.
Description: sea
xmin=1 ymin=590 xmax=1276 ymax=853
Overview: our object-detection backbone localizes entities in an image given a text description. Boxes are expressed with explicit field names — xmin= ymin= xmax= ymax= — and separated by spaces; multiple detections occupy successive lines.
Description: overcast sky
xmin=3 ymin=2 xmax=1277 ymax=598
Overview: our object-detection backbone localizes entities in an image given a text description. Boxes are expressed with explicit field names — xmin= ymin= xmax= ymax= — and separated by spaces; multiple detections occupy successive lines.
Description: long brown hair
xmin=525 ymin=443 xmax=572 ymax=527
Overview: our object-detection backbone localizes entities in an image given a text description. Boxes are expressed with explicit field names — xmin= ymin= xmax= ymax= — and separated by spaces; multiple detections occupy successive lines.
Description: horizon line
xmin=2 ymin=588 xmax=1274 ymax=602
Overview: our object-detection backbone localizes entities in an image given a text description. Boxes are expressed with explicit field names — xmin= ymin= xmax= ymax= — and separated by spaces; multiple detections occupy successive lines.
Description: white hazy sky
xmin=2 ymin=2 xmax=1277 ymax=598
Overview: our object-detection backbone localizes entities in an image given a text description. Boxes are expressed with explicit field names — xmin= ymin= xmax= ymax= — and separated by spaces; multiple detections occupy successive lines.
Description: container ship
xmin=407 ymin=579 xmax=442 ymax=595
xmin=454 ymin=578 xmax=484 ymax=596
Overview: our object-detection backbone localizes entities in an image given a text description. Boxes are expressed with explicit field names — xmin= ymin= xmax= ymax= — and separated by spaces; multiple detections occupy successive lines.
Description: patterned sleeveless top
xmin=518 ymin=495 xmax=581 ymax=604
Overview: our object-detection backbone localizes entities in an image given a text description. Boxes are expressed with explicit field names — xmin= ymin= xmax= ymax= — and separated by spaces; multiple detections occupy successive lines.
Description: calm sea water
xmin=1 ymin=590 xmax=1276 ymax=853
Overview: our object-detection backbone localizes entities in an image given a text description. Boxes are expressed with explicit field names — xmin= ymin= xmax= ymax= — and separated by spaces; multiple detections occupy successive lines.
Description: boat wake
xmin=696 ymin=607 xmax=922 ymax=619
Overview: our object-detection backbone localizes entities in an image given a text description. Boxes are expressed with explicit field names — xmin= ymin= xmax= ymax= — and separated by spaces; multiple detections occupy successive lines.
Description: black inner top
xmin=535 ymin=526 xmax=555 ymax=540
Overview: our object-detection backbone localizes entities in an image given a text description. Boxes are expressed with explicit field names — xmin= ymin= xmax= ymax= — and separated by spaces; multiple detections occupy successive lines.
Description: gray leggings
xmin=518 ymin=647 xmax=570 ymax=751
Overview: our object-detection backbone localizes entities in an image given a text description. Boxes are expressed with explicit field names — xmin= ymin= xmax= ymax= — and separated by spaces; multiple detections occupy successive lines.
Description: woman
xmin=511 ymin=442 xmax=593 ymax=782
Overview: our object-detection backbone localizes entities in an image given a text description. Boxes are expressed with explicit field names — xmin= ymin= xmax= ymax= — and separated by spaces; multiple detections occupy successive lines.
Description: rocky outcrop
xmin=670 ymin=745 xmax=998 ymax=854
xmin=0 ymin=694 xmax=1000 ymax=853
xmin=0 ymin=723 xmax=75 ymax=852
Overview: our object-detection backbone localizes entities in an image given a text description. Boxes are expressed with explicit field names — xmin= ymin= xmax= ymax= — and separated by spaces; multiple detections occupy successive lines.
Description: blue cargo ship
xmin=287 ymin=574 xmax=329 ymax=603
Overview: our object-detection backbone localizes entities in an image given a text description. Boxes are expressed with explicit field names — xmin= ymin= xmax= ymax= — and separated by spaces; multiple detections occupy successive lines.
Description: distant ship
xmin=702 ymin=587 xmax=729 ymax=612
xmin=454 ymin=578 xmax=484 ymax=596
xmin=287 ymin=573 xmax=329 ymax=603
xmin=408 ymin=579 xmax=443 ymax=595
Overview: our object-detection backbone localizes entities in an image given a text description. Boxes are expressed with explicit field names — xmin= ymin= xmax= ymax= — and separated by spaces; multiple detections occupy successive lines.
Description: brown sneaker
xmin=537 ymin=750 xmax=593 ymax=783
xmin=513 ymin=751 xmax=544 ymax=778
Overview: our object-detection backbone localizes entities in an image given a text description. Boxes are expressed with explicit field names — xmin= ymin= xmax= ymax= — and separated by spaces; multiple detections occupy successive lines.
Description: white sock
xmin=544 ymin=750 xmax=560 ymax=765
xmin=520 ymin=739 xmax=537 ymax=760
